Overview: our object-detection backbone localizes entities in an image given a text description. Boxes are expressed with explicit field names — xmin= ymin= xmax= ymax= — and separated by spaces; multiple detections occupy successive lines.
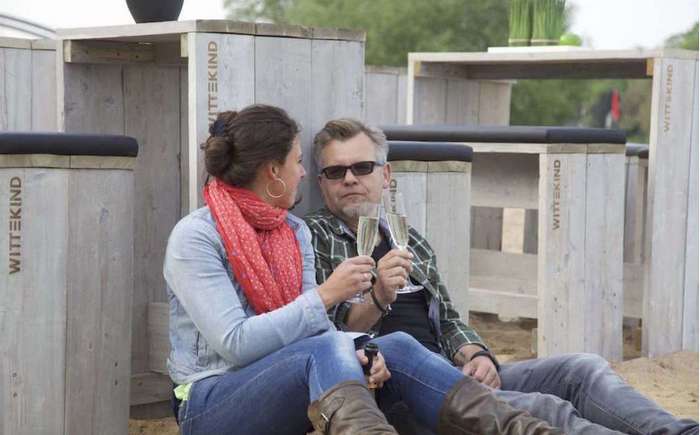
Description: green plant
xmin=508 ymin=0 xmax=532 ymax=46
xmin=531 ymin=0 xmax=566 ymax=45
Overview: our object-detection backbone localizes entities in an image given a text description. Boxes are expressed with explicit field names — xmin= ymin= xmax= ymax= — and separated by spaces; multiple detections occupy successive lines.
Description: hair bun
xmin=209 ymin=111 xmax=239 ymax=137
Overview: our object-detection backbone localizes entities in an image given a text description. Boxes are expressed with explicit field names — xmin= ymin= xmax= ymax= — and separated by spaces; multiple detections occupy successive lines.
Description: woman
xmin=164 ymin=104 xmax=558 ymax=435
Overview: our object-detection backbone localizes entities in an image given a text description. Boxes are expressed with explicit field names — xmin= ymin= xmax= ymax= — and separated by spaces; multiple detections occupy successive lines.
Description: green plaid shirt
xmin=304 ymin=207 xmax=488 ymax=362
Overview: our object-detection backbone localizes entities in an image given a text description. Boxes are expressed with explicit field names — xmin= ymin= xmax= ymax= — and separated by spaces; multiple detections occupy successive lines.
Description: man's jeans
xmin=496 ymin=353 xmax=699 ymax=435
xmin=374 ymin=334 xmax=698 ymax=435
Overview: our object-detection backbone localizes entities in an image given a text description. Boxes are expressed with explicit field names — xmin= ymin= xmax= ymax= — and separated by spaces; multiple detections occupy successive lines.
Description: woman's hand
xmin=356 ymin=349 xmax=391 ymax=389
xmin=317 ymin=256 xmax=375 ymax=309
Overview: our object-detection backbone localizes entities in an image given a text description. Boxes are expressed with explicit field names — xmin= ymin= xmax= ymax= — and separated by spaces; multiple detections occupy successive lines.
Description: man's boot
xmin=307 ymin=380 xmax=398 ymax=435
xmin=438 ymin=377 xmax=565 ymax=435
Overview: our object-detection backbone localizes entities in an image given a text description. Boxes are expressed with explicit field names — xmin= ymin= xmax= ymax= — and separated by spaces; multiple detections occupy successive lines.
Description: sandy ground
xmin=128 ymin=313 xmax=698 ymax=434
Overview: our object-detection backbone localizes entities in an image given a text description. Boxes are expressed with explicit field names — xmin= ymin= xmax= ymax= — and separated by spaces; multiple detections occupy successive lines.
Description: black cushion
xmin=380 ymin=124 xmax=626 ymax=145
xmin=0 ymin=132 xmax=139 ymax=157
xmin=388 ymin=141 xmax=473 ymax=162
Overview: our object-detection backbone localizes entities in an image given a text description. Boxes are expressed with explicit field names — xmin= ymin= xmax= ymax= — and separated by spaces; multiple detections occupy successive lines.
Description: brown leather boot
xmin=438 ymin=377 xmax=565 ymax=435
xmin=307 ymin=380 xmax=398 ymax=435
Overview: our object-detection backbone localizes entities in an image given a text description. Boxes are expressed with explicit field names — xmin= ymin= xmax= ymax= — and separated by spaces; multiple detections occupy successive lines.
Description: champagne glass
xmin=383 ymin=190 xmax=423 ymax=293
xmin=348 ymin=201 xmax=380 ymax=303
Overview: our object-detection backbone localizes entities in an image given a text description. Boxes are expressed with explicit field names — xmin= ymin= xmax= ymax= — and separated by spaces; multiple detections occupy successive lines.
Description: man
xmin=304 ymin=118 xmax=699 ymax=435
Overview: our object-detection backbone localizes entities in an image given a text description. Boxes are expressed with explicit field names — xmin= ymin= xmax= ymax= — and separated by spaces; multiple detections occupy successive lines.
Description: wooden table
xmin=404 ymin=49 xmax=698 ymax=357
xmin=383 ymin=125 xmax=627 ymax=361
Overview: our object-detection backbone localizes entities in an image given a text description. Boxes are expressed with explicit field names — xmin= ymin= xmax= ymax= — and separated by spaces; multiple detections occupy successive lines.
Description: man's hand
xmin=457 ymin=344 xmax=501 ymax=389
xmin=374 ymin=249 xmax=413 ymax=305
xmin=356 ymin=349 xmax=391 ymax=389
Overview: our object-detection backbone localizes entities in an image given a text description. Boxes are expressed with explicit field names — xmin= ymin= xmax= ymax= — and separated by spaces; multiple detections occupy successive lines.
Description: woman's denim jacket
xmin=164 ymin=207 xmax=334 ymax=385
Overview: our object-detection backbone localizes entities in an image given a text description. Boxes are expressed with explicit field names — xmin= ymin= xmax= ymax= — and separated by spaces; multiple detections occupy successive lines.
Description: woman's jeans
xmin=178 ymin=331 xmax=366 ymax=435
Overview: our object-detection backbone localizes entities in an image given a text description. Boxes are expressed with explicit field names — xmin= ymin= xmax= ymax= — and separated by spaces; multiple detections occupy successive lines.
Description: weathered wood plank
xmin=1 ymin=169 xmax=68 ymax=435
xmin=477 ymin=80 xmax=511 ymax=125
xmin=471 ymin=80 xmax=511 ymax=249
xmin=624 ymin=156 xmax=646 ymax=263
xmin=682 ymin=62 xmax=698 ymax=351
xmin=255 ymin=36 xmax=312 ymax=215
xmin=426 ymin=166 xmax=471 ymax=320
xmin=61 ymin=63 xmax=124 ymax=134
xmin=308 ymin=39 xmax=364 ymax=214
xmin=468 ymin=288 xmax=538 ymax=319
xmin=623 ymin=262 xmax=644 ymax=319
xmin=413 ymin=76 xmax=446 ymax=124
xmin=470 ymin=248 xmax=537 ymax=292
xmin=64 ymin=40 xmax=155 ymax=64
xmin=522 ymin=209 xmax=538 ymax=254
xmin=391 ymin=171 xmax=427 ymax=235
xmin=31 ymin=48 xmax=57 ymax=131
xmin=471 ymin=152 xmax=539 ymax=209
xmin=130 ymin=373 xmax=171 ymax=406
xmin=0 ymin=48 xmax=32 ymax=131
xmin=445 ymin=79 xmax=479 ymax=124
xmin=583 ymin=153 xmax=624 ymax=361
xmin=64 ymin=169 xmax=133 ymax=435
xmin=537 ymin=153 xmax=587 ymax=357
xmin=148 ymin=302 xmax=170 ymax=375
xmin=188 ymin=33 xmax=255 ymax=211
xmin=470 ymin=206 xmax=503 ymax=250
xmin=396 ymin=73 xmax=407 ymax=125
xmin=365 ymin=70 xmax=399 ymax=125
xmin=123 ymin=63 xmax=182 ymax=374
xmin=180 ymin=64 xmax=189 ymax=217
xmin=406 ymin=60 xmax=417 ymax=124
xmin=644 ymin=57 xmax=696 ymax=356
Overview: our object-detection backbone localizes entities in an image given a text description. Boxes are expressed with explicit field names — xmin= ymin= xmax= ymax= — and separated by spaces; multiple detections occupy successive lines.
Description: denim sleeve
xmin=296 ymin=220 xmax=322 ymax=294
xmin=163 ymin=216 xmax=333 ymax=368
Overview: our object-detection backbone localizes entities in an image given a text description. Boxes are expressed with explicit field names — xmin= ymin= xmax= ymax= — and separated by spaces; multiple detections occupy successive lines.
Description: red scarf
xmin=203 ymin=178 xmax=302 ymax=314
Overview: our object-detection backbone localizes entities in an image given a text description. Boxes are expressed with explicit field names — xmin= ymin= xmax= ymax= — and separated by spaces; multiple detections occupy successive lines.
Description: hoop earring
xmin=265 ymin=177 xmax=287 ymax=199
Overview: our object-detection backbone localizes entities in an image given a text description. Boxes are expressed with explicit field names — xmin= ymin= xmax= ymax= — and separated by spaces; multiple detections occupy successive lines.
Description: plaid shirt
xmin=304 ymin=207 xmax=488 ymax=362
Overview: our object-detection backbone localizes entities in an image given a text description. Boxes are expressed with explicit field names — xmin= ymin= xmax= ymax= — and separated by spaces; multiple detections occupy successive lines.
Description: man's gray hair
xmin=312 ymin=118 xmax=388 ymax=169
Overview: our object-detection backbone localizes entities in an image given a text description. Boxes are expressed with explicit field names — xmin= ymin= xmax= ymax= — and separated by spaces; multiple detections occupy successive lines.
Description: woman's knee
xmin=308 ymin=331 xmax=356 ymax=359
xmin=379 ymin=331 xmax=420 ymax=348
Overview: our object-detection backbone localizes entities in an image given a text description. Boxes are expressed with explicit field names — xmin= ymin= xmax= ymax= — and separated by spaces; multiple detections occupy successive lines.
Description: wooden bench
xmin=382 ymin=124 xmax=627 ymax=361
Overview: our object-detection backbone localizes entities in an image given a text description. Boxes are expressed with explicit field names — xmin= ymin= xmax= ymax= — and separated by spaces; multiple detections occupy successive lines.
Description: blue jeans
xmin=373 ymin=334 xmax=698 ymax=435
xmin=178 ymin=331 xmax=365 ymax=435
xmin=179 ymin=331 xmax=462 ymax=435
xmin=496 ymin=353 xmax=699 ymax=435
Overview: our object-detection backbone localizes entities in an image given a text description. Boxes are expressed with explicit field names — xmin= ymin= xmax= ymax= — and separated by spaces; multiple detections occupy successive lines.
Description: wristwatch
xmin=469 ymin=349 xmax=501 ymax=372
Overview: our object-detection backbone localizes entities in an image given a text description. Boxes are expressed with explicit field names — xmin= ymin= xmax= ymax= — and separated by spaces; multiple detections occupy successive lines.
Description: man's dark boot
xmin=438 ymin=377 xmax=565 ymax=435
xmin=307 ymin=381 xmax=398 ymax=435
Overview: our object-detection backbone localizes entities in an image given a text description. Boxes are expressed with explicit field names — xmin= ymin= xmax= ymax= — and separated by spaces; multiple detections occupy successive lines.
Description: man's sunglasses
xmin=320 ymin=161 xmax=384 ymax=180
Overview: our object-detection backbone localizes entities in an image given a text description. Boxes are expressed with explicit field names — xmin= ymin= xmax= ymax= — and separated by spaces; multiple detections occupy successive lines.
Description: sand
xmin=128 ymin=313 xmax=698 ymax=434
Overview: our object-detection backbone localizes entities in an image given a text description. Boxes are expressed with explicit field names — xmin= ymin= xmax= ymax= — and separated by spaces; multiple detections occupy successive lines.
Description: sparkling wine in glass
xmin=383 ymin=190 xmax=423 ymax=293
xmin=348 ymin=202 xmax=379 ymax=303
